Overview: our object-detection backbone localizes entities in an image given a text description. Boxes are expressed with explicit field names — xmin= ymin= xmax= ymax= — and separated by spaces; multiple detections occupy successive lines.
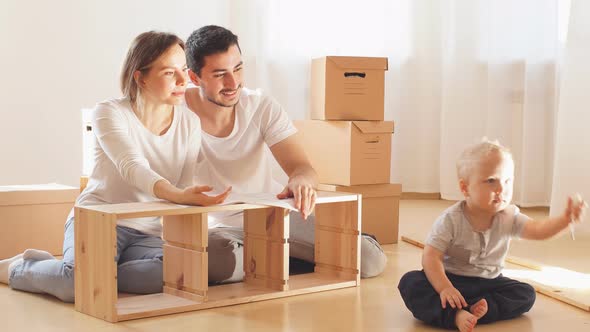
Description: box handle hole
xmin=344 ymin=72 xmax=366 ymax=78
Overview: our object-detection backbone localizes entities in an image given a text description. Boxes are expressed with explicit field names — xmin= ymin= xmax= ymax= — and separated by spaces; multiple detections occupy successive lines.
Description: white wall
xmin=0 ymin=0 xmax=230 ymax=186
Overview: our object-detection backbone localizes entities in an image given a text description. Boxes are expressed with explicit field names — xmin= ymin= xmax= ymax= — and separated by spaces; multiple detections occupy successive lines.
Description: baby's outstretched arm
xmin=521 ymin=195 xmax=587 ymax=240
xmin=422 ymin=245 xmax=468 ymax=309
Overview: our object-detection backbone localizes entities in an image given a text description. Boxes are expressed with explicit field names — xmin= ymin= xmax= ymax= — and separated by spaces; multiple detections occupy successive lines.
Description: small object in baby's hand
xmin=572 ymin=193 xmax=583 ymax=206
xmin=569 ymin=193 xmax=583 ymax=240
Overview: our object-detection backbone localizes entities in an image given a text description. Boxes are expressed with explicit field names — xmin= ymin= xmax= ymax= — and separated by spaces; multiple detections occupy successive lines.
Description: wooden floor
xmin=1 ymin=199 xmax=589 ymax=331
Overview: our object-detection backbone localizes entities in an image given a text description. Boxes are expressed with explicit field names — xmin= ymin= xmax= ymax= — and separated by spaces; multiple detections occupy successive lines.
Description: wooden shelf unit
xmin=74 ymin=191 xmax=361 ymax=322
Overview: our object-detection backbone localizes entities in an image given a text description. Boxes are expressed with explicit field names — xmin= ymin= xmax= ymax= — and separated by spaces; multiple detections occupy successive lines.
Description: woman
xmin=0 ymin=31 xmax=230 ymax=302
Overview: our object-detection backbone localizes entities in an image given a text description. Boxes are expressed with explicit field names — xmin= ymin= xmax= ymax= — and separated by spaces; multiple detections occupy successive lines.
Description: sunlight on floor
xmin=504 ymin=266 xmax=590 ymax=290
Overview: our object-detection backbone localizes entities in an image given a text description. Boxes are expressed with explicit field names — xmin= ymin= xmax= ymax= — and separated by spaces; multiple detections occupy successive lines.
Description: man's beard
xmin=204 ymin=85 xmax=242 ymax=108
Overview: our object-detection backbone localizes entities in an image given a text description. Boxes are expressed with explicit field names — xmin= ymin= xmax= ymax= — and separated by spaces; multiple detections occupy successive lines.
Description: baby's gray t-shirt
xmin=426 ymin=201 xmax=530 ymax=279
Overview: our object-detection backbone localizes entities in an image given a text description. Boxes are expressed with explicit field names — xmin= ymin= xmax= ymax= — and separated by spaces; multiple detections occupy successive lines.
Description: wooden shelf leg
xmin=314 ymin=197 xmax=362 ymax=284
xmin=74 ymin=208 xmax=118 ymax=322
xmin=162 ymin=213 xmax=208 ymax=301
xmin=243 ymin=207 xmax=289 ymax=291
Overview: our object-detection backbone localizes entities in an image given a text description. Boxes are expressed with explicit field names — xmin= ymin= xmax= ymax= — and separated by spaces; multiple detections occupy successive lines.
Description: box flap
xmin=326 ymin=56 xmax=388 ymax=70
xmin=0 ymin=184 xmax=79 ymax=206
xmin=318 ymin=183 xmax=402 ymax=198
xmin=352 ymin=121 xmax=394 ymax=134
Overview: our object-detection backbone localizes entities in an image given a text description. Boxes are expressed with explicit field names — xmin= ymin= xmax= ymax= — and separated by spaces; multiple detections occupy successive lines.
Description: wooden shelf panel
xmin=78 ymin=191 xmax=359 ymax=219
xmin=80 ymin=201 xmax=268 ymax=219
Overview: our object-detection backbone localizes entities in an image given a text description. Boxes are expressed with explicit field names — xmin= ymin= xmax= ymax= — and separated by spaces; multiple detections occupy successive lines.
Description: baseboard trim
xmin=400 ymin=192 xmax=441 ymax=200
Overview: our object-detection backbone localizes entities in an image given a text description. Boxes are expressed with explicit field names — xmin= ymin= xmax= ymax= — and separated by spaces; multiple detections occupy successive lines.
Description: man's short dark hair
xmin=186 ymin=25 xmax=241 ymax=76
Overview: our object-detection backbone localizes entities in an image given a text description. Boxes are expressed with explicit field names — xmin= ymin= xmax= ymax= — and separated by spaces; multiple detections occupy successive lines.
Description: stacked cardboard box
xmin=295 ymin=56 xmax=401 ymax=244
xmin=0 ymin=184 xmax=78 ymax=258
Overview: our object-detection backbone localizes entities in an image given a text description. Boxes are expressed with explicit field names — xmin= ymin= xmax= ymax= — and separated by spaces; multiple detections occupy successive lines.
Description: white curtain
xmin=230 ymin=0 xmax=569 ymax=207
xmin=438 ymin=0 xmax=560 ymax=205
xmin=550 ymin=0 xmax=590 ymax=234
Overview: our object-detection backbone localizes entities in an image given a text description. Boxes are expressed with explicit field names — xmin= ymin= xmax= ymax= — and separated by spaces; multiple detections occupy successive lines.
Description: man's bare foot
xmin=469 ymin=299 xmax=488 ymax=319
xmin=455 ymin=309 xmax=477 ymax=332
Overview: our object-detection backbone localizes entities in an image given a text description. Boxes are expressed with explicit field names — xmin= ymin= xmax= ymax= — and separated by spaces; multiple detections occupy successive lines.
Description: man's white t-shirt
xmin=73 ymin=98 xmax=201 ymax=236
xmin=193 ymin=88 xmax=297 ymax=228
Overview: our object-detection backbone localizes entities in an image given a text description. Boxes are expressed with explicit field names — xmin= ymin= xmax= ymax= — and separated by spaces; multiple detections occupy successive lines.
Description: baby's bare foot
xmin=469 ymin=299 xmax=488 ymax=319
xmin=455 ymin=309 xmax=478 ymax=332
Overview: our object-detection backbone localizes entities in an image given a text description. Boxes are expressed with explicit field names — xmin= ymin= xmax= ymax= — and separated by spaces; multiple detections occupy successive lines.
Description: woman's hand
xmin=154 ymin=179 xmax=231 ymax=206
xmin=180 ymin=185 xmax=232 ymax=206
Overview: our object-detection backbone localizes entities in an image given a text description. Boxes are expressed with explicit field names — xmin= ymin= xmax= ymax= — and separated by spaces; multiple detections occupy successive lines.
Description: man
xmin=184 ymin=25 xmax=386 ymax=283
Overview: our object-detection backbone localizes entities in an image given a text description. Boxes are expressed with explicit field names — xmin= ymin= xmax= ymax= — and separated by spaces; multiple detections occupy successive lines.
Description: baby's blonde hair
xmin=456 ymin=138 xmax=512 ymax=181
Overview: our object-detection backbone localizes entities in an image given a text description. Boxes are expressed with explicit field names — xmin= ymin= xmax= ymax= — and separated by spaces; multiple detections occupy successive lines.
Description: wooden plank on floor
xmin=502 ymin=266 xmax=590 ymax=312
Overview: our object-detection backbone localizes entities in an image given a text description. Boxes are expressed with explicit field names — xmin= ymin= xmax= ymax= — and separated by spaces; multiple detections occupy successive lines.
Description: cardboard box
xmin=0 ymin=184 xmax=79 ymax=259
xmin=318 ymin=183 xmax=401 ymax=244
xmin=295 ymin=120 xmax=394 ymax=186
xmin=311 ymin=56 xmax=388 ymax=121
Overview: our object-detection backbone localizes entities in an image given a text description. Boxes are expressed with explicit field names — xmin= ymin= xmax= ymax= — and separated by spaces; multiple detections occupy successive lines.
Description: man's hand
xmin=277 ymin=175 xmax=316 ymax=219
